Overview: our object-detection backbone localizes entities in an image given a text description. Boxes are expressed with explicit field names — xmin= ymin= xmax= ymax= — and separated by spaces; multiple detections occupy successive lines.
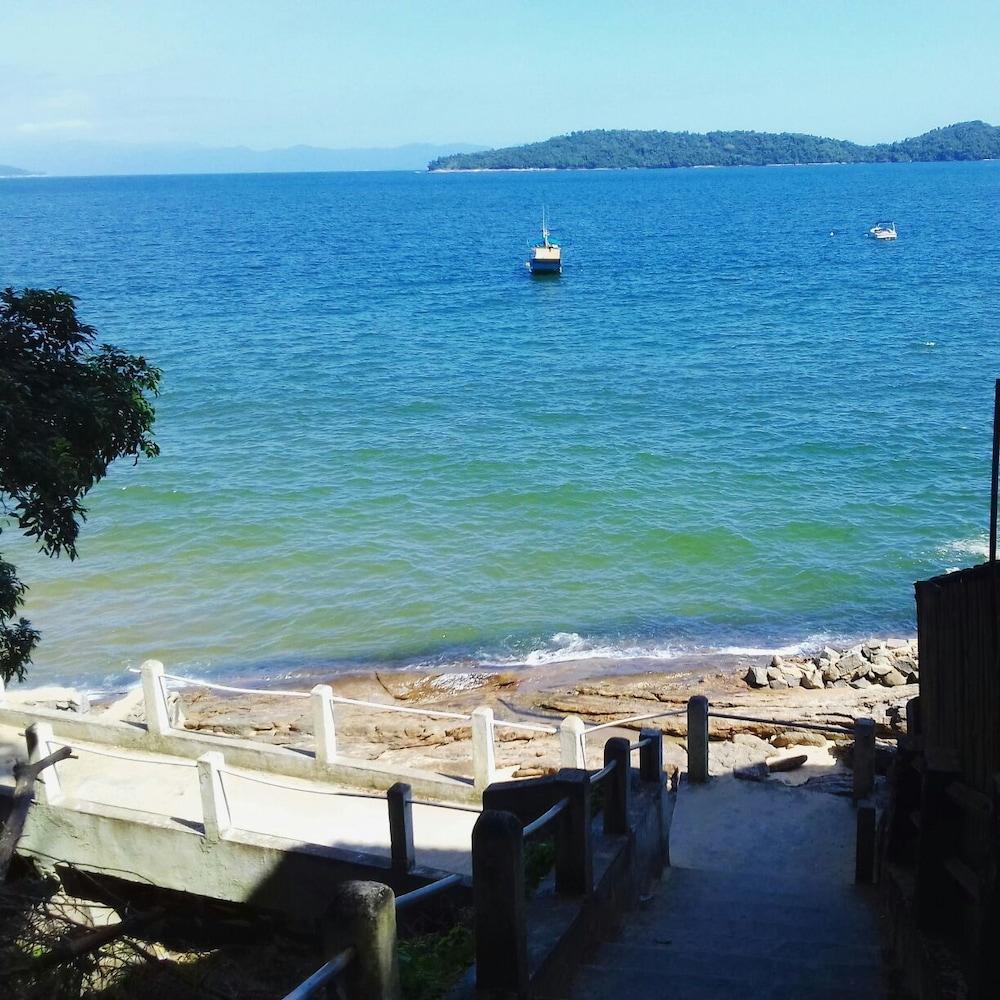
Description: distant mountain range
xmin=0 ymin=163 xmax=33 ymax=176
xmin=0 ymin=141 xmax=488 ymax=177
xmin=428 ymin=121 xmax=1000 ymax=171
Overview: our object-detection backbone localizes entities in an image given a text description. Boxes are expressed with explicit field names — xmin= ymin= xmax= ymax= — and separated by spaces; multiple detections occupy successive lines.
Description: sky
xmin=2 ymin=0 xmax=999 ymax=155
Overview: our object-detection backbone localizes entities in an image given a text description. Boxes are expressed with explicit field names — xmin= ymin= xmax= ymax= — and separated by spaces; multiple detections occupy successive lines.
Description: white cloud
xmin=16 ymin=119 xmax=93 ymax=134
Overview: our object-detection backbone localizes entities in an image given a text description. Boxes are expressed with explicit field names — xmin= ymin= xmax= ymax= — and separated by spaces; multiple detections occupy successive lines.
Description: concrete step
xmin=570 ymin=865 xmax=888 ymax=999
xmin=591 ymin=938 xmax=885 ymax=970
xmin=661 ymin=864 xmax=879 ymax=906
xmin=626 ymin=898 xmax=880 ymax=945
xmin=628 ymin=889 xmax=882 ymax=941
xmin=576 ymin=963 xmax=885 ymax=1000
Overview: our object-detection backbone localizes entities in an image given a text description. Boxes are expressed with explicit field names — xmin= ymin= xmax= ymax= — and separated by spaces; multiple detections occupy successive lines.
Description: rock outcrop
xmin=744 ymin=639 xmax=918 ymax=692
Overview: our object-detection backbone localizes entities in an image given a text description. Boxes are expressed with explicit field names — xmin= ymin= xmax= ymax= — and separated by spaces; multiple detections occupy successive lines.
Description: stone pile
xmin=744 ymin=638 xmax=918 ymax=691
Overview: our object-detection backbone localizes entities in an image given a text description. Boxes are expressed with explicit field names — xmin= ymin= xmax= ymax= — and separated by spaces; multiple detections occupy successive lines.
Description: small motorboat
xmin=869 ymin=222 xmax=897 ymax=241
xmin=527 ymin=210 xmax=562 ymax=274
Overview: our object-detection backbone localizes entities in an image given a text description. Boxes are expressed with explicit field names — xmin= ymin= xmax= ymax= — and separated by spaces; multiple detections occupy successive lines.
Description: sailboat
xmin=526 ymin=210 xmax=562 ymax=275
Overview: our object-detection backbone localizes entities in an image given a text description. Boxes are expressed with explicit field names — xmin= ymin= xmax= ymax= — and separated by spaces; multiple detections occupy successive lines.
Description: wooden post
xmin=0 ymin=744 xmax=73 ymax=879
xmin=473 ymin=810 xmax=527 ymax=997
xmin=559 ymin=715 xmax=586 ymax=769
xmin=990 ymin=377 xmax=999 ymax=562
xmin=197 ymin=751 xmax=231 ymax=843
xmin=855 ymin=798 xmax=877 ymax=884
xmin=140 ymin=659 xmax=171 ymax=737
xmin=323 ymin=881 xmax=401 ymax=1000
xmin=26 ymin=722 xmax=63 ymax=804
xmin=603 ymin=737 xmax=631 ymax=835
xmin=471 ymin=706 xmax=496 ymax=791
xmin=387 ymin=782 xmax=415 ymax=873
xmin=554 ymin=769 xmax=592 ymax=896
xmin=311 ymin=684 xmax=337 ymax=766
xmin=915 ymin=756 xmax=961 ymax=932
xmin=853 ymin=718 xmax=876 ymax=801
xmin=687 ymin=695 xmax=709 ymax=784
xmin=639 ymin=728 xmax=663 ymax=782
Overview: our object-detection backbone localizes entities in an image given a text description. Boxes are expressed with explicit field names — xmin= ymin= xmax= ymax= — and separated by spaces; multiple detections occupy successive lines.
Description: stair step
xmin=629 ymin=893 xmax=881 ymax=938
xmin=592 ymin=938 xmax=885 ymax=968
xmin=577 ymin=964 xmax=884 ymax=1000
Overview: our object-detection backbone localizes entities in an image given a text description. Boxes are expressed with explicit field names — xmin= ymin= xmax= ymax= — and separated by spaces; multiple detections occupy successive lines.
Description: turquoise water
xmin=1 ymin=162 xmax=997 ymax=687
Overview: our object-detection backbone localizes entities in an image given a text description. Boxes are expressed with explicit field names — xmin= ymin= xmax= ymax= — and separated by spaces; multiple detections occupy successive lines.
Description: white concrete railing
xmin=2 ymin=661 xmax=691 ymax=796
xmin=136 ymin=660 xmax=566 ymax=791
xmin=26 ymin=721 xmax=479 ymax=862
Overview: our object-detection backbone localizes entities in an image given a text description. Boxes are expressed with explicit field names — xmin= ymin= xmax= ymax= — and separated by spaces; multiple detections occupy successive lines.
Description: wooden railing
xmin=281 ymin=870 xmax=465 ymax=1000
xmin=886 ymin=695 xmax=999 ymax=998
xmin=471 ymin=730 xmax=665 ymax=995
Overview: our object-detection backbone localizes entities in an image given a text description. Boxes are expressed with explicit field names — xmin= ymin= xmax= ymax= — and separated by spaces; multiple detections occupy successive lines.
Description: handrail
xmin=523 ymin=797 xmax=568 ymax=838
xmin=706 ymin=710 xmax=854 ymax=735
xmin=132 ymin=667 xmax=557 ymax=730
xmin=281 ymin=945 xmax=356 ymax=1000
xmin=395 ymin=872 xmax=463 ymax=911
xmin=46 ymin=739 xmax=198 ymax=768
xmin=590 ymin=759 xmax=617 ymax=784
xmin=584 ymin=708 xmax=686 ymax=734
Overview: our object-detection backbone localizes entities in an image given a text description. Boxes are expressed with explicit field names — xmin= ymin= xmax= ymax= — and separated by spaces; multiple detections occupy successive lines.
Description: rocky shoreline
xmin=11 ymin=638 xmax=917 ymax=792
xmin=156 ymin=640 xmax=918 ymax=787
xmin=743 ymin=637 xmax=919 ymax=691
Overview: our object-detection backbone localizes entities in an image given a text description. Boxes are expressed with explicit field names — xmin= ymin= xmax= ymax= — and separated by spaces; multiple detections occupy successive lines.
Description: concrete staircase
xmin=570 ymin=776 xmax=889 ymax=999
xmin=576 ymin=866 xmax=886 ymax=999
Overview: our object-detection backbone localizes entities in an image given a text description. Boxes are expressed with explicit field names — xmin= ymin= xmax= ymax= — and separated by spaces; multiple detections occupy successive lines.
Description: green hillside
xmin=428 ymin=121 xmax=1000 ymax=171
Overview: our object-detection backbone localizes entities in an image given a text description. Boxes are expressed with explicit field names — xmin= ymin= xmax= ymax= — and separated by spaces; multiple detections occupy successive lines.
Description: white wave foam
xmin=513 ymin=632 xmax=681 ymax=666
xmin=940 ymin=536 xmax=989 ymax=560
xmin=497 ymin=630 xmax=841 ymax=667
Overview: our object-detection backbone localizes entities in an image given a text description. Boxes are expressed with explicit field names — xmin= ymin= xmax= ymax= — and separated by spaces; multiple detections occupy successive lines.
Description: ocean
xmin=1 ymin=162 xmax=997 ymax=689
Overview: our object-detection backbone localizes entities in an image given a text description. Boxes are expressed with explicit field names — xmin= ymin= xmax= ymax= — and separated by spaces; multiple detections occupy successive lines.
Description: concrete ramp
xmin=669 ymin=774 xmax=857 ymax=885
xmin=571 ymin=777 xmax=889 ymax=999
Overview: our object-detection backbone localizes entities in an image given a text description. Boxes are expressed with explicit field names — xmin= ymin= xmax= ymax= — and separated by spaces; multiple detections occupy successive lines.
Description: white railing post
xmin=311 ymin=684 xmax=338 ymax=767
xmin=197 ymin=751 xmax=231 ymax=843
xmin=140 ymin=659 xmax=171 ymax=736
xmin=471 ymin=706 xmax=496 ymax=791
xmin=559 ymin=715 xmax=587 ymax=769
xmin=25 ymin=721 xmax=63 ymax=804
xmin=0 ymin=674 xmax=6 ymax=705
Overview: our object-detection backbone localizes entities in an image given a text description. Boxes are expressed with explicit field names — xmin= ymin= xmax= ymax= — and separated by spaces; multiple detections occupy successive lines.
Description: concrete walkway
xmin=0 ymin=724 xmax=479 ymax=875
xmin=573 ymin=775 xmax=888 ymax=999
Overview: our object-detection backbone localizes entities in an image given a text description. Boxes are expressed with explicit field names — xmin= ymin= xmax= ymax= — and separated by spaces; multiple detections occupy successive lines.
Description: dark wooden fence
xmin=886 ymin=561 xmax=1000 ymax=998
xmin=915 ymin=561 xmax=1000 ymax=795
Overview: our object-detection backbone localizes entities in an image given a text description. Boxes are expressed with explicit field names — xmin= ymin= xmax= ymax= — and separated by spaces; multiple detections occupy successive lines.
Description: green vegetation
xmin=0 ymin=288 xmax=160 ymax=683
xmin=399 ymin=922 xmax=475 ymax=1000
xmin=428 ymin=120 xmax=1000 ymax=171
xmin=524 ymin=837 xmax=557 ymax=893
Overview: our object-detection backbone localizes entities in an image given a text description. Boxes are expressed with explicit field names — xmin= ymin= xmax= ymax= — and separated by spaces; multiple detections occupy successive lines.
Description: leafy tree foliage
xmin=428 ymin=121 xmax=1000 ymax=171
xmin=0 ymin=288 xmax=160 ymax=683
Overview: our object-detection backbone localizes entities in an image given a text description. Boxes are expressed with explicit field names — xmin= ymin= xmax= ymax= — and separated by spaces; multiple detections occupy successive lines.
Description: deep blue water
xmin=1 ymin=162 xmax=998 ymax=686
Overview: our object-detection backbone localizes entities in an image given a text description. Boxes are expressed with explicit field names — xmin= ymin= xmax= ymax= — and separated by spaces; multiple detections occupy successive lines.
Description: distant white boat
xmin=869 ymin=222 xmax=897 ymax=241
xmin=527 ymin=209 xmax=562 ymax=274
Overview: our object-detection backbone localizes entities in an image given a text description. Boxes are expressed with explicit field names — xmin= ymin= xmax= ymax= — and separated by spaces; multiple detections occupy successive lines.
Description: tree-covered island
xmin=428 ymin=120 xmax=1000 ymax=171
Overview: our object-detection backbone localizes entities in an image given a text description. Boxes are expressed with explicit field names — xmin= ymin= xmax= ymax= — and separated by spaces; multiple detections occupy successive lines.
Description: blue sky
xmin=2 ymin=0 xmax=998 ymax=150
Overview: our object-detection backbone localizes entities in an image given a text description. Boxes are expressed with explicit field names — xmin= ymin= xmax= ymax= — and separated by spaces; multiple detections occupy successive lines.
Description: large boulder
xmin=881 ymin=668 xmax=907 ymax=687
xmin=837 ymin=651 xmax=865 ymax=675
xmin=801 ymin=670 xmax=824 ymax=690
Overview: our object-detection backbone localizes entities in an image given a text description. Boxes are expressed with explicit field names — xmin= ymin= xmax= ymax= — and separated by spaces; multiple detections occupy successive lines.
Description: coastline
xmin=12 ymin=634 xmax=912 ymax=786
